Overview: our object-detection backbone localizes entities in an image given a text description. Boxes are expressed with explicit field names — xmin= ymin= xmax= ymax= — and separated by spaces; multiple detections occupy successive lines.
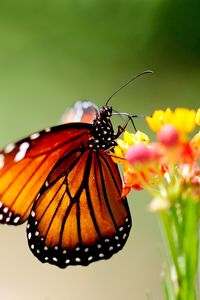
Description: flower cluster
xmin=113 ymin=108 xmax=200 ymax=209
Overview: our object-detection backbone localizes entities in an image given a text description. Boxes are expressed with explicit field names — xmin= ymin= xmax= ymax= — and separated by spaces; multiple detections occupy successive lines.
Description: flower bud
xmin=157 ymin=124 xmax=179 ymax=147
xmin=126 ymin=144 xmax=151 ymax=164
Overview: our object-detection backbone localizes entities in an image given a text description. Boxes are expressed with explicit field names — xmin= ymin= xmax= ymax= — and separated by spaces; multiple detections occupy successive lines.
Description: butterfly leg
xmin=115 ymin=115 xmax=137 ymax=139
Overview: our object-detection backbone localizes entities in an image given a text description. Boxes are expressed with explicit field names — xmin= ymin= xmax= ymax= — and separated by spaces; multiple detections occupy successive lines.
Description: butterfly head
xmin=98 ymin=105 xmax=112 ymax=121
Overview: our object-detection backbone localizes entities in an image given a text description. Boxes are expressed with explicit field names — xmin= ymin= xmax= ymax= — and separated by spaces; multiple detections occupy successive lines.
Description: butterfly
xmin=0 ymin=101 xmax=133 ymax=268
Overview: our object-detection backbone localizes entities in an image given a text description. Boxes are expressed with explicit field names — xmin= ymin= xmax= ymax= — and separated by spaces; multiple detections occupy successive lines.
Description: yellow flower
xmin=113 ymin=131 xmax=149 ymax=157
xmin=146 ymin=108 xmax=196 ymax=140
xmin=172 ymin=108 xmax=196 ymax=134
xmin=121 ymin=130 xmax=150 ymax=146
xmin=146 ymin=108 xmax=173 ymax=132
xmin=196 ymin=108 xmax=200 ymax=126
xmin=112 ymin=130 xmax=150 ymax=169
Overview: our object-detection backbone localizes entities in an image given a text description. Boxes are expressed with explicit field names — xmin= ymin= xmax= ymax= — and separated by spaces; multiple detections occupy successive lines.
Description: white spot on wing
xmin=75 ymin=257 xmax=81 ymax=262
xmin=45 ymin=181 xmax=49 ymax=187
xmin=36 ymin=193 xmax=40 ymax=200
xmin=3 ymin=207 xmax=8 ymax=213
xmin=13 ymin=216 xmax=20 ymax=224
xmin=0 ymin=154 xmax=5 ymax=169
xmin=123 ymin=233 xmax=127 ymax=239
xmin=88 ymin=256 xmax=93 ymax=261
xmin=4 ymin=143 xmax=15 ymax=154
xmin=20 ymin=142 xmax=30 ymax=151
xmin=30 ymin=132 xmax=40 ymax=140
xmin=14 ymin=142 xmax=30 ymax=162
xmin=45 ymin=127 xmax=51 ymax=132
xmin=65 ymin=259 xmax=70 ymax=264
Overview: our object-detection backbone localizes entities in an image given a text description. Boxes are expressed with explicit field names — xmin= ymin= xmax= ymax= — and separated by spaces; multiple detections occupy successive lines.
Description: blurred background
xmin=0 ymin=1 xmax=199 ymax=299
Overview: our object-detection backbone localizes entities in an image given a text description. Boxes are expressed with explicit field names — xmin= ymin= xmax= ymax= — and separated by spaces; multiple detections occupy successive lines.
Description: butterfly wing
xmin=27 ymin=148 xmax=132 ymax=267
xmin=0 ymin=123 xmax=92 ymax=225
xmin=61 ymin=101 xmax=98 ymax=124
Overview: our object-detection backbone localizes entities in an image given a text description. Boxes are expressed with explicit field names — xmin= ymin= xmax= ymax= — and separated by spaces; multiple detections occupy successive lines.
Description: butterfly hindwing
xmin=27 ymin=149 xmax=132 ymax=267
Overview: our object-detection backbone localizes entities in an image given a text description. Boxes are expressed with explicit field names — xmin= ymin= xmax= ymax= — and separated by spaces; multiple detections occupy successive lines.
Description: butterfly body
xmin=0 ymin=102 xmax=132 ymax=268
xmin=89 ymin=105 xmax=117 ymax=150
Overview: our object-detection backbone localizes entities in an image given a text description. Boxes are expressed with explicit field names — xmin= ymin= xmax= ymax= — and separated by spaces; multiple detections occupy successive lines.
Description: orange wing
xmin=0 ymin=123 xmax=92 ymax=225
xmin=61 ymin=100 xmax=98 ymax=124
xmin=27 ymin=149 xmax=132 ymax=268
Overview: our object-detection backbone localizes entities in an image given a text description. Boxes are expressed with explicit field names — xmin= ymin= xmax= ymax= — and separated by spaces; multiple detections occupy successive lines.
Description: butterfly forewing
xmin=0 ymin=124 xmax=92 ymax=225
xmin=61 ymin=100 xmax=98 ymax=124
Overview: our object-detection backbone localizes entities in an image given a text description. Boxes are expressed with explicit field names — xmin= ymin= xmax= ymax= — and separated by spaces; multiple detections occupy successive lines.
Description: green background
xmin=0 ymin=1 xmax=199 ymax=299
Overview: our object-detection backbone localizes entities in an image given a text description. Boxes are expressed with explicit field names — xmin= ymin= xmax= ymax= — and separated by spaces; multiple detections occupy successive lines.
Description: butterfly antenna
xmin=105 ymin=70 xmax=153 ymax=106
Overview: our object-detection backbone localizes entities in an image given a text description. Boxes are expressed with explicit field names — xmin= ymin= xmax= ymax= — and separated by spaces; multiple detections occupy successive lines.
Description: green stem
xmin=181 ymin=200 xmax=199 ymax=300
xmin=160 ymin=198 xmax=200 ymax=300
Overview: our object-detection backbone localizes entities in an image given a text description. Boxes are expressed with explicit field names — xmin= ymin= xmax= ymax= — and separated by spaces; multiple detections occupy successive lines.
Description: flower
xmin=112 ymin=130 xmax=149 ymax=171
xmin=146 ymin=108 xmax=196 ymax=141
xmin=126 ymin=143 xmax=153 ymax=164
xmin=191 ymin=131 xmax=200 ymax=159
xmin=157 ymin=124 xmax=179 ymax=147
xmin=113 ymin=107 xmax=200 ymax=202
xmin=196 ymin=108 xmax=200 ymax=126
xmin=115 ymin=107 xmax=200 ymax=300
xmin=112 ymin=132 xmax=165 ymax=194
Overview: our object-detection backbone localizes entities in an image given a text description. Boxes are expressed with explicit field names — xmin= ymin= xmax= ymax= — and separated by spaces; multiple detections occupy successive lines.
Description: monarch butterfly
xmin=0 ymin=71 xmax=151 ymax=268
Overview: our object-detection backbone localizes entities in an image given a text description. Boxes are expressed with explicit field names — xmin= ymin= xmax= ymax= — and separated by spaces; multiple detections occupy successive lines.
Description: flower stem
xmin=160 ymin=198 xmax=200 ymax=300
